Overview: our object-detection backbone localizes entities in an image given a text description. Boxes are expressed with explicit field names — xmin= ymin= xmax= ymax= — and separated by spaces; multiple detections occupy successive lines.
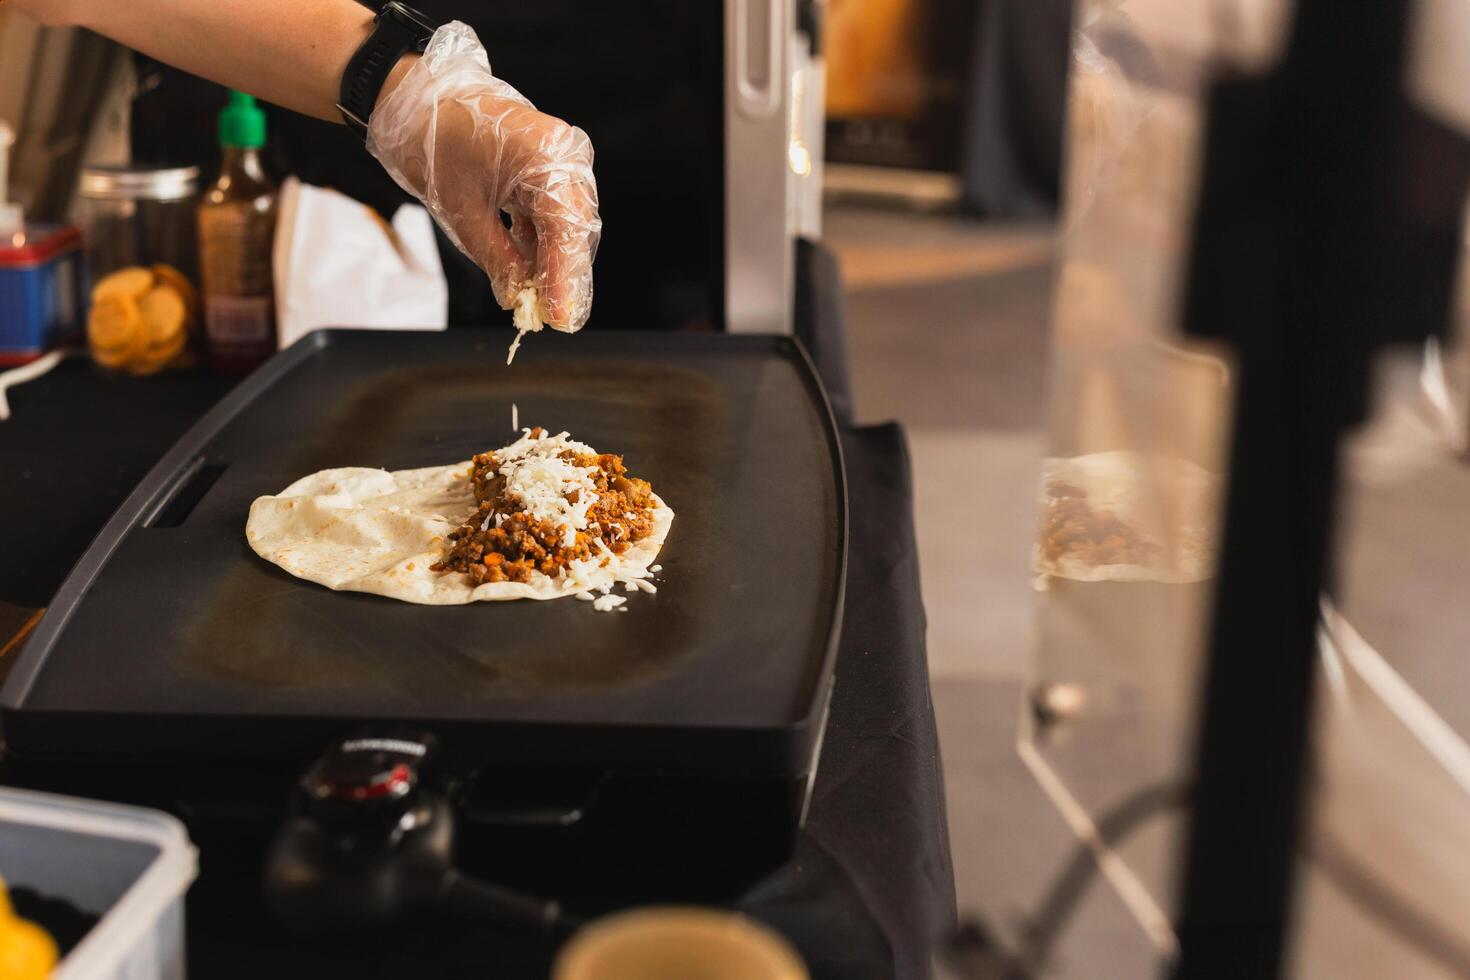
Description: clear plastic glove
xmin=367 ymin=22 xmax=601 ymax=333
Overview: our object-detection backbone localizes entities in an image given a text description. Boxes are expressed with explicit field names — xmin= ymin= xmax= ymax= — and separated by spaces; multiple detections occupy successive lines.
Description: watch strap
xmin=338 ymin=2 xmax=438 ymax=140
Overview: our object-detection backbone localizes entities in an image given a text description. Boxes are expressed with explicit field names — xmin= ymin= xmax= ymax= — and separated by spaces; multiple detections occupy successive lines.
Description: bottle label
xmin=205 ymin=295 xmax=274 ymax=348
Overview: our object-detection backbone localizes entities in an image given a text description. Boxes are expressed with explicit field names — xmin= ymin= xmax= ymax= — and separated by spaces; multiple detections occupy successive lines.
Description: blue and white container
xmin=0 ymin=224 xmax=83 ymax=364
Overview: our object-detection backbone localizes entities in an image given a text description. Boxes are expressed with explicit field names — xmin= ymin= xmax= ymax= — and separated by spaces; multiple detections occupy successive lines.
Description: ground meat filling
xmin=1040 ymin=482 xmax=1159 ymax=568
xmin=432 ymin=429 xmax=659 ymax=586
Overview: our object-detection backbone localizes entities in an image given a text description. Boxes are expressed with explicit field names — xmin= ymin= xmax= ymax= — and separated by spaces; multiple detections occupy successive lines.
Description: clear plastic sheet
xmin=1025 ymin=2 xmax=1470 ymax=975
xmin=1019 ymin=0 xmax=1261 ymax=958
xmin=367 ymin=22 xmax=601 ymax=336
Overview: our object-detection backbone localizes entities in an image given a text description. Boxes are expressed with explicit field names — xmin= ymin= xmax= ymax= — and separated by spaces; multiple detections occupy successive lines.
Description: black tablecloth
xmin=0 ymin=362 xmax=237 ymax=608
xmin=0 ymin=362 xmax=955 ymax=979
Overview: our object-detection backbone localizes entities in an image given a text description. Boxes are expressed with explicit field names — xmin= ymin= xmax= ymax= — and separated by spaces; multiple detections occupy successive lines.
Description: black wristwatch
xmin=337 ymin=2 xmax=439 ymax=140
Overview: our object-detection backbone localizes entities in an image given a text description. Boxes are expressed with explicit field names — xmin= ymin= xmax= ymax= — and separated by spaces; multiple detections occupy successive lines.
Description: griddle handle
xmin=142 ymin=456 xmax=227 ymax=528
xmin=439 ymin=868 xmax=580 ymax=937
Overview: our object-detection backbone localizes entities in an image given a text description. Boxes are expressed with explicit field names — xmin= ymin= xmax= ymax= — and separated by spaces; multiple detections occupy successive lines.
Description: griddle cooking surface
xmin=3 ymin=332 xmax=845 ymax=774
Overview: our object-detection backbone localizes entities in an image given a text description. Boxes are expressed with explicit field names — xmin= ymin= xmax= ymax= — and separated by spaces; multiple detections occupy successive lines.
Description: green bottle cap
xmin=219 ymin=91 xmax=267 ymax=149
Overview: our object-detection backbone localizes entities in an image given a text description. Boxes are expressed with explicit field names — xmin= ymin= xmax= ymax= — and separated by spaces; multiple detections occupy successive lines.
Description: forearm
xmin=13 ymin=0 xmax=400 ymax=122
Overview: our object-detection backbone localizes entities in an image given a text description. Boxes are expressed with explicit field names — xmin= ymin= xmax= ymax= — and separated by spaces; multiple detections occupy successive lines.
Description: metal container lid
xmin=79 ymin=165 xmax=200 ymax=202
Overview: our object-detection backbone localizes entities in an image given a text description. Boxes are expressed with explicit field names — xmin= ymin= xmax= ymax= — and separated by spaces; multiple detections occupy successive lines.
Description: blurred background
xmin=8 ymin=0 xmax=1470 ymax=977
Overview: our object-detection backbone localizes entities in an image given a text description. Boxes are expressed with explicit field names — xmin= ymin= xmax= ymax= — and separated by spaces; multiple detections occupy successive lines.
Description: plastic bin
xmin=0 ymin=787 xmax=197 ymax=979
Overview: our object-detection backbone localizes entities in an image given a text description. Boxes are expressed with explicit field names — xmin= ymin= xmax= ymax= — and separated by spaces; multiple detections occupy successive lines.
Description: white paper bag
xmin=272 ymin=177 xmax=447 ymax=349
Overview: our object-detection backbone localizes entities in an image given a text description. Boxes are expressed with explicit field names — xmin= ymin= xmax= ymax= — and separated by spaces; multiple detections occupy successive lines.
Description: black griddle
xmin=2 ymin=332 xmax=845 ymax=799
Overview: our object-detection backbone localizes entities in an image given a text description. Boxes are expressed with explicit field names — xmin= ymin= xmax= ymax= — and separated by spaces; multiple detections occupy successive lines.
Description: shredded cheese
xmin=492 ymin=429 xmax=599 ymax=549
xmin=453 ymin=428 xmax=665 ymax=613
xmin=506 ymin=287 xmax=544 ymax=365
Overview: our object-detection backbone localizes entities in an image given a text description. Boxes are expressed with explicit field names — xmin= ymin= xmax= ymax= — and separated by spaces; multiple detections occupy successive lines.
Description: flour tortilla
xmin=1034 ymin=450 xmax=1219 ymax=585
xmin=246 ymin=460 xmax=673 ymax=605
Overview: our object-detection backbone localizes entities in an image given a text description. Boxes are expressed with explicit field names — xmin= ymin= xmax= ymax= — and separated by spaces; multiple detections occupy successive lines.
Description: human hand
xmin=367 ymin=23 xmax=601 ymax=331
